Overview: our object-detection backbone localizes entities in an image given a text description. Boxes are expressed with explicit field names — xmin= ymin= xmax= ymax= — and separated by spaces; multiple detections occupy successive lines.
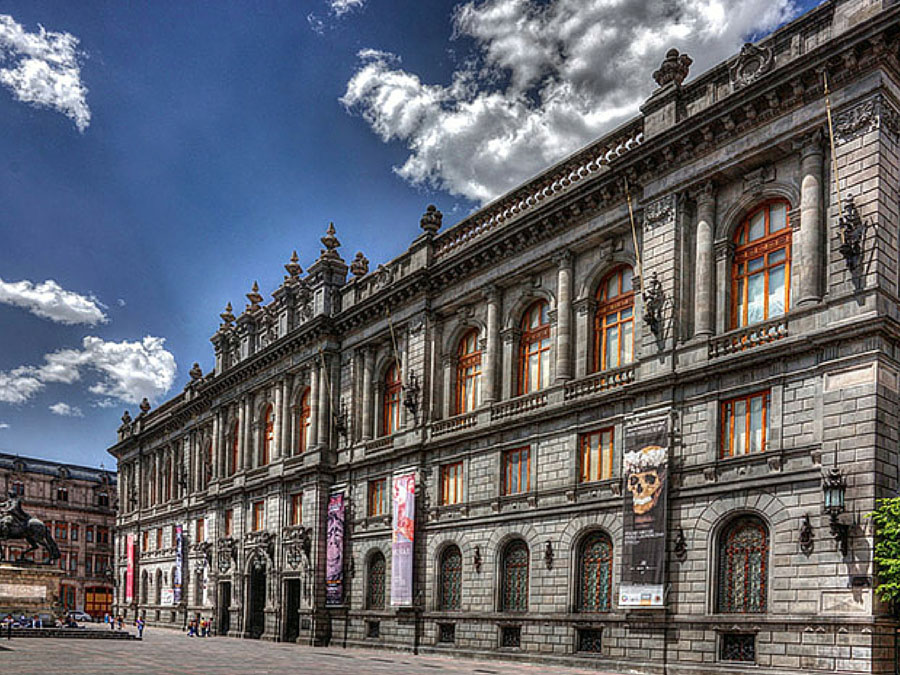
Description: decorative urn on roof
xmin=420 ymin=204 xmax=442 ymax=234
xmin=652 ymin=48 xmax=693 ymax=88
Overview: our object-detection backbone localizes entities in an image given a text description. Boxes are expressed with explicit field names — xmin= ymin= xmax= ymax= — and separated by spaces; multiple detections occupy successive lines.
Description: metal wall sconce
xmin=403 ymin=371 xmax=421 ymax=420
xmin=673 ymin=528 xmax=687 ymax=561
xmin=544 ymin=541 xmax=554 ymax=570
xmin=642 ymin=271 xmax=665 ymax=336
xmin=823 ymin=467 xmax=850 ymax=557
xmin=837 ymin=195 xmax=868 ymax=269
xmin=473 ymin=545 xmax=482 ymax=573
xmin=333 ymin=399 xmax=349 ymax=440
xmin=799 ymin=514 xmax=814 ymax=555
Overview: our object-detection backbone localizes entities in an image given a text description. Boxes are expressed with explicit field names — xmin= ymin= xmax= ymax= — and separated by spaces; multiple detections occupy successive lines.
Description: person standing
xmin=136 ymin=616 xmax=144 ymax=639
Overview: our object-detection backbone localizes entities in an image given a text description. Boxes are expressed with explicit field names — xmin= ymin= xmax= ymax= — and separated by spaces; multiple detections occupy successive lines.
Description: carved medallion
xmin=730 ymin=43 xmax=774 ymax=90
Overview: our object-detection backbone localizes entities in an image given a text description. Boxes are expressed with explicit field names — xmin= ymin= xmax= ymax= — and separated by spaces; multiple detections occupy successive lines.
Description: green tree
xmin=869 ymin=497 xmax=900 ymax=608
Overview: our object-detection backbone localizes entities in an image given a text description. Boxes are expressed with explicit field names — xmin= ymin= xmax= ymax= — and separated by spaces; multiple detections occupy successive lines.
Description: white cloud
xmin=0 ymin=336 xmax=176 ymax=406
xmin=92 ymin=398 xmax=117 ymax=409
xmin=0 ymin=423 xmax=10 ymax=430
xmin=341 ymin=0 xmax=799 ymax=204
xmin=0 ymin=277 xmax=107 ymax=325
xmin=330 ymin=0 xmax=366 ymax=16
xmin=49 ymin=402 xmax=82 ymax=417
xmin=0 ymin=14 xmax=91 ymax=132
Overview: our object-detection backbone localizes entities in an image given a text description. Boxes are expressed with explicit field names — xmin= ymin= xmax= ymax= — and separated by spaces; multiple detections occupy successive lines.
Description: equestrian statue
xmin=0 ymin=491 xmax=59 ymax=563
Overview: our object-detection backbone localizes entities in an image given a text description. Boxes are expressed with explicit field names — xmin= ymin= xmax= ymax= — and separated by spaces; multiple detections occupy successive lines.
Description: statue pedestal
xmin=0 ymin=563 xmax=64 ymax=618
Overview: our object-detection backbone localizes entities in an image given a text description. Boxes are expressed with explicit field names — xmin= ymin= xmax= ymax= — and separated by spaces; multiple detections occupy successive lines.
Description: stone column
xmin=238 ymin=398 xmax=248 ymax=471
xmin=483 ymin=286 xmax=500 ymax=403
xmin=361 ymin=348 xmax=374 ymax=440
xmin=317 ymin=355 xmax=330 ymax=446
xmin=441 ymin=355 xmax=455 ymax=418
xmin=309 ymin=364 xmax=320 ymax=449
xmin=797 ymin=130 xmax=825 ymax=305
xmin=500 ymin=329 xmax=517 ymax=399
xmin=694 ymin=181 xmax=716 ymax=337
xmin=555 ymin=251 xmax=574 ymax=381
xmin=573 ymin=298 xmax=595 ymax=378
xmin=280 ymin=376 xmax=292 ymax=458
xmin=273 ymin=380 xmax=283 ymax=461
xmin=211 ymin=412 xmax=220 ymax=480
xmin=714 ymin=240 xmax=731 ymax=334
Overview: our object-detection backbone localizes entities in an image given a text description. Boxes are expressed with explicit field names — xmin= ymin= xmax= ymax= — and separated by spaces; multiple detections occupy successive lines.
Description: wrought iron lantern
xmin=403 ymin=371 xmax=421 ymax=420
xmin=837 ymin=195 xmax=867 ymax=269
xmin=823 ymin=467 xmax=849 ymax=556
xmin=642 ymin=271 xmax=665 ymax=337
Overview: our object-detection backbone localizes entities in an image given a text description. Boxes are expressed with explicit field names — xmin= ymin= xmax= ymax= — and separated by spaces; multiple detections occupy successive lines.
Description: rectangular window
xmin=86 ymin=556 xmax=93 ymax=575
xmin=196 ymin=519 xmax=205 ymax=543
xmin=70 ymin=555 xmax=77 ymax=572
xmin=368 ymin=478 xmax=388 ymax=517
xmin=290 ymin=493 xmax=302 ymax=526
xmin=55 ymin=523 xmax=68 ymax=540
xmin=721 ymin=391 xmax=769 ymax=458
xmin=97 ymin=492 xmax=110 ymax=507
xmin=252 ymin=501 xmax=265 ymax=532
xmin=577 ymin=628 xmax=603 ymax=653
xmin=70 ymin=525 xmax=78 ymax=542
xmin=141 ymin=531 xmax=148 ymax=552
xmin=156 ymin=528 xmax=163 ymax=550
xmin=720 ymin=633 xmax=756 ymax=662
xmin=224 ymin=509 xmax=234 ymax=537
xmin=56 ymin=487 xmax=68 ymax=502
xmin=438 ymin=623 xmax=456 ymax=644
xmin=580 ymin=428 xmax=615 ymax=483
xmin=501 ymin=625 xmax=521 ymax=648
xmin=97 ymin=527 xmax=109 ymax=544
xmin=86 ymin=526 xmax=94 ymax=543
xmin=58 ymin=553 xmax=67 ymax=571
xmin=440 ymin=462 xmax=464 ymax=505
xmin=11 ymin=481 xmax=24 ymax=496
xmin=502 ymin=447 xmax=530 ymax=496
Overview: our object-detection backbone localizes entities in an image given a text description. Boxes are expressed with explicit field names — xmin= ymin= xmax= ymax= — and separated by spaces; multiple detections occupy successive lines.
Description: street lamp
xmin=823 ymin=467 xmax=849 ymax=557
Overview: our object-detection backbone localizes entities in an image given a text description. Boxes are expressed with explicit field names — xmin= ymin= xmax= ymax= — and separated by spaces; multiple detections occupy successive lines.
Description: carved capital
xmin=500 ymin=327 xmax=520 ymax=345
xmin=573 ymin=297 xmax=597 ymax=317
xmin=690 ymin=180 xmax=716 ymax=206
xmin=483 ymin=284 xmax=501 ymax=305
xmin=554 ymin=249 xmax=574 ymax=270
xmin=793 ymin=127 xmax=825 ymax=158
xmin=714 ymin=239 xmax=734 ymax=260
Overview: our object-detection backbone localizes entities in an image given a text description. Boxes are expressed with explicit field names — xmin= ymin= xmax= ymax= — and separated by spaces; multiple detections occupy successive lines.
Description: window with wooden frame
xmin=156 ymin=528 xmax=163 ymax=550
xmin=196 ymin=519 xmax=205 ymax=543
xmin=383 ymin=362 xmax=402 ymax=436
xmin=580 ymin=427 xmax=615 ymax=483
xmin=519 ymin=301 xmax=551 ymax=394
xmin=141 ymin=531 xmax=148 ymax=552
xmin=456 ymin=330 xmax=482 ymax=414
xmin=368 ymin=478 xmax=388 ymax=517
xmin=224 ymin=509 xmax=234 ymax=537
xmin=290 ymin=493 xmax=303 ymax=526
xmin=252 ymin=500 xmax=265 ymax=532
xmin=97 ymin=527 xmax=110 ymax=544
xmin=721 ymin=391 xmax=769 ymax=458
xmin=86 ymin=525 xmax=94 ymax=543
xmin=230 ymin=421 xmax=240 ymax=475
xmin=502 ymin=447 xmax=531 ymax=496
xmin=262 ymin=404 xmax=274 ymax=465
xmin=10 ymin=481 xmax=23 ymax=496
xmin=70 ymin=524 xmax=78 ymax=541
xmin=297 ymin=389 xmax=311 ymax=454
xmin=440 ymin=462 xmax=464 ymax=505
xmin=731 ymin=201 xmax=791 ymax=329
xmin=594 ymin=265 xmax=634 ymax=372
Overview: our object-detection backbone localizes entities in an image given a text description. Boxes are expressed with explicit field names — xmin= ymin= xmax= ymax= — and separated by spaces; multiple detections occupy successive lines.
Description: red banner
xmin=125 ymin=534 xmax=135 ymax=604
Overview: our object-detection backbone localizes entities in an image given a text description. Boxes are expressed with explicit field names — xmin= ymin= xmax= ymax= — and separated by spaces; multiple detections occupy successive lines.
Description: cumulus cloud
xmin=49 ymin=402 xmax=82 ymax=417
xmin=330 ymin=0 xmax=366 ymax=15
xmin=0 ymin=277 xmax=107 ymax=325
xmin=341 ymin=0 xmax=799 ymax=204
xmin=0 ymin=423 xmax=8 ymax=430
xmin=0 ymin=14 xmax=91 ymax=131
xmin=0 ymin=336 xmax=176 ymax=406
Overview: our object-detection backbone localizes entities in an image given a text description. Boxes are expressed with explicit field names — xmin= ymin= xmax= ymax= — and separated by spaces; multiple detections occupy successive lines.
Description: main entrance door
xmin=247 ymin=565 xmax=266 ymax=639
xmin=218 ymin=582 xmax=231 ymax=635
xmin=283 ymin=579 xmax=301 ymax=642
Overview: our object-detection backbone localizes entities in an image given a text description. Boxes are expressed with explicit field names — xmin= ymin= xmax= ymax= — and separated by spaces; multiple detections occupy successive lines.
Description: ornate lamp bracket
xmin=642 ymin=271 xmax=665 ymax=336
xmin=837 ymin=195 xmax=869 ymax=269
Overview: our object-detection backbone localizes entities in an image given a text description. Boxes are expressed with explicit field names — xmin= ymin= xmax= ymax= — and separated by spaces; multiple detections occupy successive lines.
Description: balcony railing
xmin=708 ymin=317 xmax=788 ymax=359
xmin=490 ymin=391 xmax=548 ymax=422
xmin=366 ymin=436 xmax=394 ymax=453
xmin=564 ymin=365 xmax=635 ymax=401
xmin=432 ymin=411 xmax=478 ymax=437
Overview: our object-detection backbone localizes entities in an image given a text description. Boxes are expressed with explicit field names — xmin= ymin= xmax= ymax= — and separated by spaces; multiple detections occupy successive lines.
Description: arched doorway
xmin=218 ymin=581 xmax=231 ymax=635
xmin=247 ymin=557 xmax=266 ymax=639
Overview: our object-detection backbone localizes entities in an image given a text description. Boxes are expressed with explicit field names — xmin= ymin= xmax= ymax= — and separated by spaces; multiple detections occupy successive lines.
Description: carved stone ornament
xmin=350 ymin=252 xmax=369 ymax=278
xmin=284 ymin=250 xmax=303 ymax=278
xmin=220 ymin=301 xmax=236 ymax=326
xmin=139 ymin=397 xmax=151 ymax=415
xmin=319 ymin=222 xmax=342 ymax=260
xmin=420 ymin=204 xmax=443 ymax=234
xmin=217 ymin=537 xmax=236 ymax=573
xmin=834 ymin=95 xmax=900 ymax=144
xmin=799 ymin=514 xmax=814 ymax=556
xmin=644 ymin=195 xmax=675 ymax=227
xmin=189 ymin=362 xmax=203 ymax=381
xmin=246 ymin=281 xmax=263 ymax=310
xmin=730 ymin=43 xmax=774 ymax=90
xmin=652 ymin=48 xmax=693 ymax=88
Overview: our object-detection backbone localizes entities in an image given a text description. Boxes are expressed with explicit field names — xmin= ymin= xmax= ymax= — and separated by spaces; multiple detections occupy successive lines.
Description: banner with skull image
xmin=619 ymin=416 xmax=669 ymax=608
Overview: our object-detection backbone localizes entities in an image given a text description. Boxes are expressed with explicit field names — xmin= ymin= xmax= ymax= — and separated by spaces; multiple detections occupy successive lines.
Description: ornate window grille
xmin=456 ymin=329 xmax=482 ymax=413
xmin=383 ymin=362 xmax=402 ymax=436
xmin=594 ymin=265 xmax=635 ymax=372
xmin=578 ymin=532 xmax=613 ymax=612
xmin=716 ymin=516 xmax=769 ymax=613
xmin=439 ymin=545 xmax=463 ymax=610
xmin=367 ymin=552 xmax=386 ymax=610
xmin=519 ymin=301 xmax=551 ymax=394
xmin=720 ymin=633 xmax=756 ymax=662
xmin=731 ymin=201 xmax=791 ymax=329
xmin=501 ymin=541 xmax=529 ymax=612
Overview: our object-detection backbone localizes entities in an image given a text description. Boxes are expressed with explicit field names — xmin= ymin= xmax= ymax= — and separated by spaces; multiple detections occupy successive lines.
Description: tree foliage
xmin=869 ymin=497 xmax=900 ymax=606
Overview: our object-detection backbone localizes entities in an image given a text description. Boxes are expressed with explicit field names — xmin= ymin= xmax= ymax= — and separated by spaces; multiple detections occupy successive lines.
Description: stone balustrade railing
xmin=708 ymin=317 xmax=789 ymax=358
xmin=366 ymin=436 xmax=394 ymax=453
xmin=564 ymin=365 xmax=635 ymax=401
xmin=490 ymin=391 xmax=549 ymax=422
xmin=432 ymin=412 xmax=478 ymax=437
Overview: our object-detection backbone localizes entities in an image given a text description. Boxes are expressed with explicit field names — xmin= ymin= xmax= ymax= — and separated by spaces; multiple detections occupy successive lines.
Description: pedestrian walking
xmin=136 ymin=616 xmax=144 ymax=639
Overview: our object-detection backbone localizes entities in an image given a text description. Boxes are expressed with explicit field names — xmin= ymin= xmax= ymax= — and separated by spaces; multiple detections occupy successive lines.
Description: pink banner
xmin=391 ymin=472 xmax=415 ymax=607
xmin=125 ymin=535 xmax=135 ymax=604
xmin=325 ymin=492 xmax=345 ymax=606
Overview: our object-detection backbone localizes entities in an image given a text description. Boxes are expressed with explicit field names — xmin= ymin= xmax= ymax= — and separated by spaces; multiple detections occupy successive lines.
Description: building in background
xmin=109 ymin=1 xmax=900 ymax=672
xmin=0 ymin=453 xmax=117 ymax=618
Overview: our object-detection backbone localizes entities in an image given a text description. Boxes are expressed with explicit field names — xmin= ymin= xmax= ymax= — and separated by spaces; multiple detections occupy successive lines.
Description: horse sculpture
xmin=0 ymin=493 xmax=59 ymax=563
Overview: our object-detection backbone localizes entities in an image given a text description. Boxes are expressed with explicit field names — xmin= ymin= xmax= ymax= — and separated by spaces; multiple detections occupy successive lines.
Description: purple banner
xmin=391 ymin=472 xmax=415 ymax=607
xmin=174 ymin=525 xmax=183 ymax=604
xmin=326 ymin=492 xmax=345 ymax=606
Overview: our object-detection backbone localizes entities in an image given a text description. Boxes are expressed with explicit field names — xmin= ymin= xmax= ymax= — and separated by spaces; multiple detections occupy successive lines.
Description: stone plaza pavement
xmin=0 ymin=626 xmax=627 ymax=674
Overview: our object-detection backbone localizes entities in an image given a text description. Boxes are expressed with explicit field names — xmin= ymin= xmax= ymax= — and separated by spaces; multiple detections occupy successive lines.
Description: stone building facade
xmin=109 ymin=1 xmax=900 ymax=672
xmin=0 ymin=453 xmax=117 ymax=617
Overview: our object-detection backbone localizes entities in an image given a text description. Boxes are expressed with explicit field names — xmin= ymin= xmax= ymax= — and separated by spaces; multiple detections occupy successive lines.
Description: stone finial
xmin=319 ymin=222 xmax=341 ymax=259
xmin=420 ymin=204 xmax=442 ymax=234
xmin=189 ymin=362 xmax=203 ymax=380
xmin=220 ymin=302 xmax=236 ymax=326
xmin=139 ymin=398 xmax=151 ymax=414
xmin=350 ymin=252 xmax=369 ymax=278
xmin=284 ymin=250 xmax=303 ymax=278
xmin=246 ymin=281 xmax=263 ymax=309
xmin=653 ymin=48 xmax=692 ymax=88
xmin=121 ymin=410 xmax=132 ymax=426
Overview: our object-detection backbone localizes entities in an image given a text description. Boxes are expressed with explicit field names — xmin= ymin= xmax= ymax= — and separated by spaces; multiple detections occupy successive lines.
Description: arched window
xmin=594 ymin=265 xmax=634 ymax=371
xmin=366 ymin=551 xmax=386 ymax=610
xmin=261 ymin=404 xmax=274 ymax=465
xmin=297 ymin=389 xmax=311 ymax=454
xmin=501 ymin=540 xmax=529 ymax=612
xmin=731 ymin=201 xmax=791 ymax=329
xmin=383 ymin=362 xmax=402 ymax=436
xmin=578 ymin=532 xmax=613 ymax=612
xmin=439 ymin=545 xmax=462 ymax=610
xmin=716 ymin=516 xmax=769 ymax=613
xmin=230 ymin=421 xmax=239 ymax=475
xmin=456 ymin=330 xmax=482 ymax=414
xmin=519 ymin=301 xmax=551 ymax=394
xmin=155 ymin=569 xmax=162 ymax=605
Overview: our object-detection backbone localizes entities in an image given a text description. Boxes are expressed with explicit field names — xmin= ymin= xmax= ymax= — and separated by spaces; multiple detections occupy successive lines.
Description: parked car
xmin=69 ymin=611 xmax=92 ymax=623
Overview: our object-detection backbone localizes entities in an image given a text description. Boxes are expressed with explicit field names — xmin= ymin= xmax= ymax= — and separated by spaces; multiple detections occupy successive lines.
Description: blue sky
xmin=0 ymin=0 xmax=824 ymax=468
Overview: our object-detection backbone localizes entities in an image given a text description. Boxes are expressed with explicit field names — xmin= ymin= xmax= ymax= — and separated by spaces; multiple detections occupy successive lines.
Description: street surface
xmin=0 ymin=625 xmax=627 ymax=674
